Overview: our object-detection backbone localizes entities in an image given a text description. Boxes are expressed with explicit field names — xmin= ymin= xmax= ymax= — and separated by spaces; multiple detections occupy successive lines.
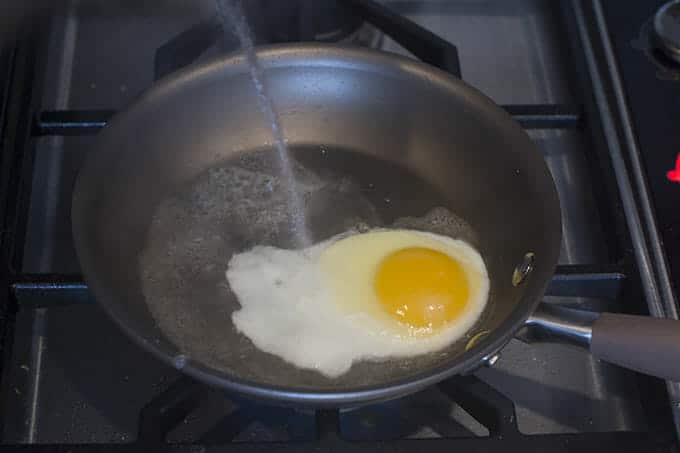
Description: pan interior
xmin=73 ymin=46 xmax=561 ymax=397
xmin=139 ymin=145 xmax=489 ymax=389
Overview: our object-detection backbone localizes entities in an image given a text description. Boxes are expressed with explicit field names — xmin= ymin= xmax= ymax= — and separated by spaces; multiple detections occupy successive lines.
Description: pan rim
xmin=72 ymin=43 xmax=561 ymax=406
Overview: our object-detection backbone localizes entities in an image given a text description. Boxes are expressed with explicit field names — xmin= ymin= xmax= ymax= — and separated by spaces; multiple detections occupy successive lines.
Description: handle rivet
xmin=512 ymin=252 xmax=535 ymax=286
xmin=483 ymin=354 xmax=501 ymax=367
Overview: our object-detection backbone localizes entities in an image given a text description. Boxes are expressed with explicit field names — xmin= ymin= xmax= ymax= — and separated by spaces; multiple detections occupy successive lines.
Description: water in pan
xmin=138 ymin=145 xmax=484 ymax=390
xmin=215 ymin=0 xmax=311 ymax=247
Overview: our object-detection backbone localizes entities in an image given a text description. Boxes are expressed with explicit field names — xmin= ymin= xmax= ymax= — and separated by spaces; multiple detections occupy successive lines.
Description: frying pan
xmin=72 ymin=44 xmax=680 ymax=407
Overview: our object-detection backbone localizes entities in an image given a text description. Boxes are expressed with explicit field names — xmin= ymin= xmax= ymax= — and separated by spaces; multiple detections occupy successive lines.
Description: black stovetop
xmin=602 ymin=1 xmax=680 ymax=300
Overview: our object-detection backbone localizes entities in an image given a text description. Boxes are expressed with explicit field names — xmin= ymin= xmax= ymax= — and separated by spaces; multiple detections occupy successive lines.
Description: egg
xmin=226 ymin=229 xmax=489 ymax=378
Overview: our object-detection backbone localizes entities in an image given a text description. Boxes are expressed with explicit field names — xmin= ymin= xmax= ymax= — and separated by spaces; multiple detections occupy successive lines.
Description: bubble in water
xmin=355 ymin=222 xmax=371 ymax=233
xmin=391 ymin=207 xmax=478 ymax=245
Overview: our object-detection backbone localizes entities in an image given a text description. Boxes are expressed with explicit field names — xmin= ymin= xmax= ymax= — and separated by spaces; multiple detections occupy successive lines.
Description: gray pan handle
xmin=524 ymin=304 xmax=680 ymax=382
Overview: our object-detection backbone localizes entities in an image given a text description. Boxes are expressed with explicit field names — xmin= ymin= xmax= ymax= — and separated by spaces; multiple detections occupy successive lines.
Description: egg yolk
xmin=374 ymin=247 xmax=470 ymax=330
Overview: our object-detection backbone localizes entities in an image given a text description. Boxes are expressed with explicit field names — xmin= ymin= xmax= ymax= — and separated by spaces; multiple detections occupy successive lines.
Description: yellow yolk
xmin=374 ymin=247 xmax=470 ymax=330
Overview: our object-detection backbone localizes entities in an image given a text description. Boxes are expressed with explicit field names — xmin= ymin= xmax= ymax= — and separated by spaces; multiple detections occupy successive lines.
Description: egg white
xmin=226 ymin=229 xmax=489 ymax=378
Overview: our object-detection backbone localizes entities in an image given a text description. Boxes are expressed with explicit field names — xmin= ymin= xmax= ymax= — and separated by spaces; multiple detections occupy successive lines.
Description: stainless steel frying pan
xmin=72 ymin=44 xmax=680 ymax=407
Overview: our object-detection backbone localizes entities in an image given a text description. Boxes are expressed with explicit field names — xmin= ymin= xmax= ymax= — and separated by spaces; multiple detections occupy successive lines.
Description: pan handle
xmin=524 ymin=304 xmax=680 ymax=382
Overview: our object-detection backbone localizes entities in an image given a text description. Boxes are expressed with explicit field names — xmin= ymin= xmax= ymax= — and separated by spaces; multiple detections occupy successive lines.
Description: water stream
xmin=215 ymin=0 xmax=312 ymax=247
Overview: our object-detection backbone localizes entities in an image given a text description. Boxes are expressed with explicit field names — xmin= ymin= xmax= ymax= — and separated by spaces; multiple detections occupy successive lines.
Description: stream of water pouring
xmin=215 ymin=0 xmax=312 ymax=247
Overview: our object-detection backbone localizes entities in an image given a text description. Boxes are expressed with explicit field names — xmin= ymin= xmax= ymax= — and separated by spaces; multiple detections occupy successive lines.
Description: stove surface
xmin=603 ymin=0 xmax=680 ymax=306
xmin=0 ymin=0 xmax=673 ymax=448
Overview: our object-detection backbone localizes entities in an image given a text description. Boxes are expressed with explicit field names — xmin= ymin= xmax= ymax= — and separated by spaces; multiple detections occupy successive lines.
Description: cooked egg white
xmin=226 ymin=229 xmax=489 ymax=378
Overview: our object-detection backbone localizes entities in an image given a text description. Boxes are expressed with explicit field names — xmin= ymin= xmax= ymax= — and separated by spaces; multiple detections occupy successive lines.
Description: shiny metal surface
xmin=380 ymin=0 xmax=573 ymax=104
xmin=482 ymin=354 xmax=501 ymax=367
xmin=524 ymin=304 xmax=597 ymax=347
xmin=388 ymin=7 xmax=634 ymax=433
xmin=512 ymin=252 xmax=536 ymax=287
xmin=72 ymin=44 xmax=562 ymax=406
xmin=479 ymin=128 xmax=644 ymax=434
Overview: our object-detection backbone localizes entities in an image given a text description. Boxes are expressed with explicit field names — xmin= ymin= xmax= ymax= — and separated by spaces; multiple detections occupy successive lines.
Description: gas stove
xmin=0 ymin=0 xmax=678 ymax=451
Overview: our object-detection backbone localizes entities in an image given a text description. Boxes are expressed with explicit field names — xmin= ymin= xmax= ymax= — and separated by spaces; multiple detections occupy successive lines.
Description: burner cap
xmin=654 ymin=0 xmax=680 ymax=64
